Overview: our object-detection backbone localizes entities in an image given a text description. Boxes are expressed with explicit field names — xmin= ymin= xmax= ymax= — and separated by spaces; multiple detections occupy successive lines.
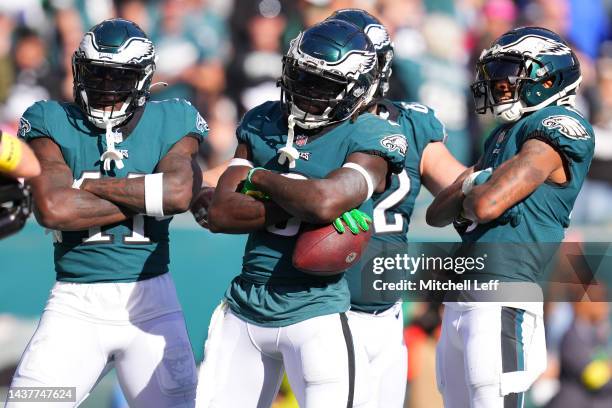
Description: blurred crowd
xmin=2 ymin=0 xmax=612 ymax=224
xmin=1 ymin=0 xmax=612 ymax=207
xmin=1 ymin=0 xmax=612 ymax=407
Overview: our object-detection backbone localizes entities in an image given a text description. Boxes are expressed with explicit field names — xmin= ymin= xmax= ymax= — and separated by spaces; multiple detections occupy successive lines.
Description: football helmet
xmin=72 ymin=18 xmax=156 ymax=129
xmin=471 ymin=26 xmax=581 ymax=123
xmin=0 ymin=176 xmax=31 ymax=240
xmin=327 ymin=8 xmax=394 ymax=98
xmin=279 ymin=19 xmax=380 ymax=129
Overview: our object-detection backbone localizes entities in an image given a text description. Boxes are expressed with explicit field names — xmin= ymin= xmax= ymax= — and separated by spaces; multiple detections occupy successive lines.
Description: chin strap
xmin=100 ymin=112 xmax=124 ymax=171
xmin=277 ymin=114 xmax=300 ymax=169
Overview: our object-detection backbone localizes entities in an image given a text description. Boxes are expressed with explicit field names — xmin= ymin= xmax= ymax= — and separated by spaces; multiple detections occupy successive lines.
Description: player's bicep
xmin=27 ymin=137 xmax=75 ymax=224
xmin=156 ymin=135 xmax=200 ymax=173
xmin=322 ymin=152 xmax=389 ymax=211
xmin=494 ymin=139 xmax=562 ymax=190
xmin=28 ymin=137 xmax=73 ymax=193
xmin=344 ymin=152 xmax=389 ymax=193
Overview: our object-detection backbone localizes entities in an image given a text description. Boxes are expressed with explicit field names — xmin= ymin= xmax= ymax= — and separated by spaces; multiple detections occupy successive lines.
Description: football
xmin=293 ymin=222 xmax=372 ymax=276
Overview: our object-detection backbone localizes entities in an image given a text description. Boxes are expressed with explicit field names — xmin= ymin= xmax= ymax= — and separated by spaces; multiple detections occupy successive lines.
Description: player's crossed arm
xmin=426 ymin=138 xmax=565 ymax=227
xmin=29 ymin=137 xmax=133 ymax=230
xmin=206 ymin=143 xmax=291 ymax=234
xmin=80 ymin=136 xmax=202 ymax=215
xmin=246 ymin=151 xmax=388 ymax=224
xmin=425 ymin=166 xmax=476 ymax=227
xmin=462 ymin=139 xmax=565 ymax=223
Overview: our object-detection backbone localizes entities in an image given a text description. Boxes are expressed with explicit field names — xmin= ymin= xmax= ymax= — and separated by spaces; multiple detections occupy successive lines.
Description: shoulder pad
xmin=348 ymin=113 xmax=407 ymax=173
xmin=19 ymin=100 xmax=55 ymax=141
xmin=521 ymin=106 xmax=594 ymax=162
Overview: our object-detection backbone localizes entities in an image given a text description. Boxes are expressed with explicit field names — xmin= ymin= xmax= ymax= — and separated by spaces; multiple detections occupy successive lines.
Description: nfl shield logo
xmin=295 ymin=135 xmax=308 ymax=147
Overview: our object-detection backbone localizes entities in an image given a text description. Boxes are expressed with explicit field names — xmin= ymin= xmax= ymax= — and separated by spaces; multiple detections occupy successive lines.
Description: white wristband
xmin=228 ymin=158 xmax=254 ymax=168
xmin=343 ymin=162 xmax=374 ymax=200
xmin=145 ymin=173 xmax=164 ymax=217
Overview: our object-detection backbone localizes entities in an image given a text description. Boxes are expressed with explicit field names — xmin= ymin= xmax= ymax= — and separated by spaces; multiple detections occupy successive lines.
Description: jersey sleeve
xmin=18 ymin=101 xmax=49 ymax=142
xmin=348 ymin=113 xmax=407 ymax=174
xmin=182 ymin=100 xmax=209 ymax=143
xmin=396 ymin=102 xmax=447 ymax=155
xmin=521 ymin=107 xmax=594 ymax=163
xmin=420 ymin=109 xmax=446 ymax=144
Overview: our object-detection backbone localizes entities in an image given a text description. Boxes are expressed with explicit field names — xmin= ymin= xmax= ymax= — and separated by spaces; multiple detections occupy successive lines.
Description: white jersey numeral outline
xmin=266 ymin=173 xmax=307 ymax=237
xmin=56 ymin=171 xmax=154 ymax=244
xmin=373 ymin=170 xmax=411 ymax=234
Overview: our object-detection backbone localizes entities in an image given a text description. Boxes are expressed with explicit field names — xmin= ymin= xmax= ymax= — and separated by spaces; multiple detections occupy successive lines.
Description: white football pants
xmin=6 ymin=274 xmax=196 ymax=408
xmin=347 ymin=302 xmax=407 ymax=408
xmin=196 ymin=303 xmax=369 ymax=408
xmin=436 ymin=304 xmax=547 ymax=408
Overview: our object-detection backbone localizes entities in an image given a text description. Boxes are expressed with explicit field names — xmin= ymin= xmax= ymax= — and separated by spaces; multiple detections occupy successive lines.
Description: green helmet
xmin=327 ymin=8 xmax=394 ymax=97
xmin=471 ymin=26 xmax=581 ymax=123
xmin=72 ymin=18 xmax=157 ymax=129
xmin=279 ymin=19 xmax=379 ymax=129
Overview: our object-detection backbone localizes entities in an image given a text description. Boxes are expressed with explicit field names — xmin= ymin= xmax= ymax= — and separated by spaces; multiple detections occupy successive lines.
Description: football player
xmin=427 ymin=27 xmax=594 ymax=408
xmin=7 ymin=19 xmax=207 ymax=407
xmin=327 ymin=9 xmax=466 ymax=407
xmin=195 ymin=20 xmax=407 ymax=408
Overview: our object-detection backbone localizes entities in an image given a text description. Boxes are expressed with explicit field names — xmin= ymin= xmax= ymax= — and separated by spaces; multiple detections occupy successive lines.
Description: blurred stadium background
xmin=1 ymin=0 xmax=612 ymax=407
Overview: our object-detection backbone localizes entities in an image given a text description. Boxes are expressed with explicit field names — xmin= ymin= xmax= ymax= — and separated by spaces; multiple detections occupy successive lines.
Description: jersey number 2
xmin=373 ymin=170 xmax=411 ymax=233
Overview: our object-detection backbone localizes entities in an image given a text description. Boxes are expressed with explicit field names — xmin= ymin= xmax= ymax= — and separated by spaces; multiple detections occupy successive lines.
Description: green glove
xmin=333 ymin=209 xmax=372 ymax=234
xmin=240 ymin=167 xmax=270 ymax=200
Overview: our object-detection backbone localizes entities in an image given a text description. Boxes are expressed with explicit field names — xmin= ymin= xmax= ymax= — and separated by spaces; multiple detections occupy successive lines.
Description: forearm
xmin=208 ymin=192 xmax=290 ymax=234
xmin=82 ymin=170 xmax=198 ymax=215
xmin=35 ymin=188 xmax=132 ymax=230
xmin=251 ymin=170 xmax=341 ymax=224
xmin=462 ymin=139 xmax=562 ymax=223
xmin=426 ymin=166 xmax=475 ymax=227
xmin=82 ymin=176 xmax=146 ymax=213
xmin=425 ymin=180 xmax=465 ymax=227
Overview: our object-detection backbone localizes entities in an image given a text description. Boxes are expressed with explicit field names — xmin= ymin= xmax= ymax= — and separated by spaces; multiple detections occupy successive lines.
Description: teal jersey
xmin=225 ymin=101 xmax=407 ymax=327
xmin=347 ymin=100 xmax=447 ymax=312
xmin=462 ymin=105 xmax=594 ymax=282
xmin=20 ymin=99 xmax=208 ymax=283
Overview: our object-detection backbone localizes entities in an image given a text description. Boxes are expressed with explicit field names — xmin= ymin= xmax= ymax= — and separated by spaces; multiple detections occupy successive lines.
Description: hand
xmin=190 ymin=186 xmax=215 ymax=228
xmin=457 ymin=167 xmax=523 ymax=230
xmin=333 ymin=209 xmax=372 ymax=234
xmin=498 ymin=203 xmax=524 ymax=227
xmin=239 ymin=167 xmax=269 ymax=200
xmin=469 ymin=169 xmax=524 ymax=227
xmin=453 ymin=213 xmax=473 ymax=235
